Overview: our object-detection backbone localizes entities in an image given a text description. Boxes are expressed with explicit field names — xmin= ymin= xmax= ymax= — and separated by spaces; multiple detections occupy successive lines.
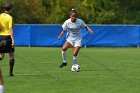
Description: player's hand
xmin=58 ymin=35 xmax=61 ymax=39
xmin=89 ymin=30 xmax=93 ymax=34
xmin=11 ymin=43 xmax=15 ymax=48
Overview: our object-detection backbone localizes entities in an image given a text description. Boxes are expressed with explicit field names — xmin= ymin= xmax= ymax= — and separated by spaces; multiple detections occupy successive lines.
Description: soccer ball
xmin=71 ymin=64 xmax=80 ymax=72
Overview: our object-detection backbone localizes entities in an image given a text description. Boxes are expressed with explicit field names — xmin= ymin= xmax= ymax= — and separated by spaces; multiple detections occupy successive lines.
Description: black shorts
xmin=0 ymin=35 xmax=15 ymax=53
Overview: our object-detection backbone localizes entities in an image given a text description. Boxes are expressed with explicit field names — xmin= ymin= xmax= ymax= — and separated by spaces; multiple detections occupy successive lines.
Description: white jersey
xmin=62 ymin=18 xmax=87 ymax=41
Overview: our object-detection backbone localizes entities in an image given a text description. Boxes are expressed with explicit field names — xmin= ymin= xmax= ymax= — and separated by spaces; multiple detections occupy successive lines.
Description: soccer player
xmin=0 ymin=2 xmax=15 ymax=76
xmin=58 ymin=9 xmax=93 ymax=68
xmin=0 ymin=68 xmax=4 ymax=93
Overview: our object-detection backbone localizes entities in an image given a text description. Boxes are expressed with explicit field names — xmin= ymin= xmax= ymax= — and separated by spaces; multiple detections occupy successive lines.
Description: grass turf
xmin=0 ymin=47 xmax=140 ymax=93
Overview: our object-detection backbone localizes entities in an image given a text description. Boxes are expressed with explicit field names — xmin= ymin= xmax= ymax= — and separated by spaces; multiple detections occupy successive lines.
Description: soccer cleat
xmin=59 ymin=63 xmax=67 ymax=68
xmin=10 ymin=73 xmax=14 ymax=76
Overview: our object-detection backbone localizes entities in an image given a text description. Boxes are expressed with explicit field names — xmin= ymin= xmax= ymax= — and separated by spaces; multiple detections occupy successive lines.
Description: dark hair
xmin=70 ymin=9 xmax=77 ymax=15
xmin=3 ymin=2 xmax=13 ymax=11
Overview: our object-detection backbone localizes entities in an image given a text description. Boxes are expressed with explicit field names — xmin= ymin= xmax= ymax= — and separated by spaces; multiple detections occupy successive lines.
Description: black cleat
xmin=10 ymin=73 xmax=14 ymax=76
xmin=59 ymin=63 xmax=67 ymax=68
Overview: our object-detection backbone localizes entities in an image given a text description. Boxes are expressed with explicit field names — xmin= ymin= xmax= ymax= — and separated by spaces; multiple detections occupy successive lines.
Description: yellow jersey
xmin=0 ymin=13 xmax=13 ymax=35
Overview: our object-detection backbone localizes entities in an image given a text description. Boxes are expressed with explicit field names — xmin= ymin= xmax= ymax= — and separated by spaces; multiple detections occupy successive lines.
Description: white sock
xmin=62 ymin=51 xmax=67 ymax=63
xmin=0 ymin=85 xmax=4 ymax=93
xmin=73 ymin=56 xmax=77 ymax=64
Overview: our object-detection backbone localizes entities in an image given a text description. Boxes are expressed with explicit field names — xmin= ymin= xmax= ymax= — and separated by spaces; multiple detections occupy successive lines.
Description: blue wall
xmin=14 ymin=24 xmax=140 ymax=47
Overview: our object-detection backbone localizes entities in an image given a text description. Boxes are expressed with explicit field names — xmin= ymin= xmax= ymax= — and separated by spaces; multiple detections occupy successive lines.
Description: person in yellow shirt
xmin=0 ymin=2 xmax=15 ymax=77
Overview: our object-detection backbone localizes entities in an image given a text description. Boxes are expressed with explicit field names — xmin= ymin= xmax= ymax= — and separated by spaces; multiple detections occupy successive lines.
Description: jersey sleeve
xmin=80 ymin=19 xmax=87 ymax=28
xmin=9 ymin=17 xmax=13 ymax=28
xmin=62 ymin=20 xmax=68 ymax=31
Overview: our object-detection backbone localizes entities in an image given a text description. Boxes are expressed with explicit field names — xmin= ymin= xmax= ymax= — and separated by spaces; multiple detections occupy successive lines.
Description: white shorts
xmin=67 ymin=39 xmax=82 ymax=47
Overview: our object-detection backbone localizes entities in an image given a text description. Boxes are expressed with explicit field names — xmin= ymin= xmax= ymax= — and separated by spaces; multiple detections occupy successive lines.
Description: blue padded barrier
xmin=14 ymin=24 xmax=140 ymax=47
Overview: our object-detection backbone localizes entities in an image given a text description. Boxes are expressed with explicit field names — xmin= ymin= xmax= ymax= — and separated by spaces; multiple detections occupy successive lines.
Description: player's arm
xmin=58 ymin=30 xmax=66 ymax=39
xmin=58 ymin=20 xmax=67 ymax=39
xmin=9 ymin=17 xmax=14 ymax=48
xmin=10 ymin=27 xmax=14 ymax=44
xmin=85 ymin=26 xmax=93 ymax=34
xmin=9 ymin=27 xmax=14 ymax=48
xmin=81 ymin=19 xmax=93 ymax=34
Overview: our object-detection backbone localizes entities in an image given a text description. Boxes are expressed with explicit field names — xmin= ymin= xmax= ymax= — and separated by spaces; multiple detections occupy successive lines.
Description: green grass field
xmin=1 ymin=47 xmax=140 ymax=93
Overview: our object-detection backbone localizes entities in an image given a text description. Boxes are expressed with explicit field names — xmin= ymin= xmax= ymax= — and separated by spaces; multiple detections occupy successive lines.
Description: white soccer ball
xmin=71 ymin=64 xmax=80 ymax=72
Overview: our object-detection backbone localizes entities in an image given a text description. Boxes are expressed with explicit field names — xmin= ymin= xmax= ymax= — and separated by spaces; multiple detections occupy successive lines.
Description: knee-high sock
xmin=62 ymin=51 xmax=67 ymax=63
xmin=0 ymin=85 xmax=4 ymax=93
xmin=73 ymin=56 xmax=77 ymax=64
xmin=9 ymin=59 xmax=14 ymax=74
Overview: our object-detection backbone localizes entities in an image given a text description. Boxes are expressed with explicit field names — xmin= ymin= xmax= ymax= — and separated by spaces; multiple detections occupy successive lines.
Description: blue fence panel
xmin=30 ymin=25 xmax=62 ymax=46
xmin=90 ymin=25 xmax=139 ymax=47
xmin=14 ymin=24 xmax=140 ymax=47
xmin=14 ymin=25 xmax=30 ymax=46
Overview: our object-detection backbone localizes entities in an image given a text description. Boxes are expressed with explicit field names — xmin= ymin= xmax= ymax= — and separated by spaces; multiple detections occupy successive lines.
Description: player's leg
xmin=0 ymin=40 xmax=6 ymax=61
xmin=5 ymin=36 xmax=15 ymax=76
xmin=59 ymin=41 xmax=72 ymax=68
xmin=73 ymin=46 xmax=80 ymax=64
xmin=72 ymin=40 xmax=81 ymax=64
xmin=62 ymin=42 xmax=72 ymax=63
xmin=9 ymin=52 xmax=14 ymax=76
xmin=0 ymin=69 xmax=4 ymax=93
